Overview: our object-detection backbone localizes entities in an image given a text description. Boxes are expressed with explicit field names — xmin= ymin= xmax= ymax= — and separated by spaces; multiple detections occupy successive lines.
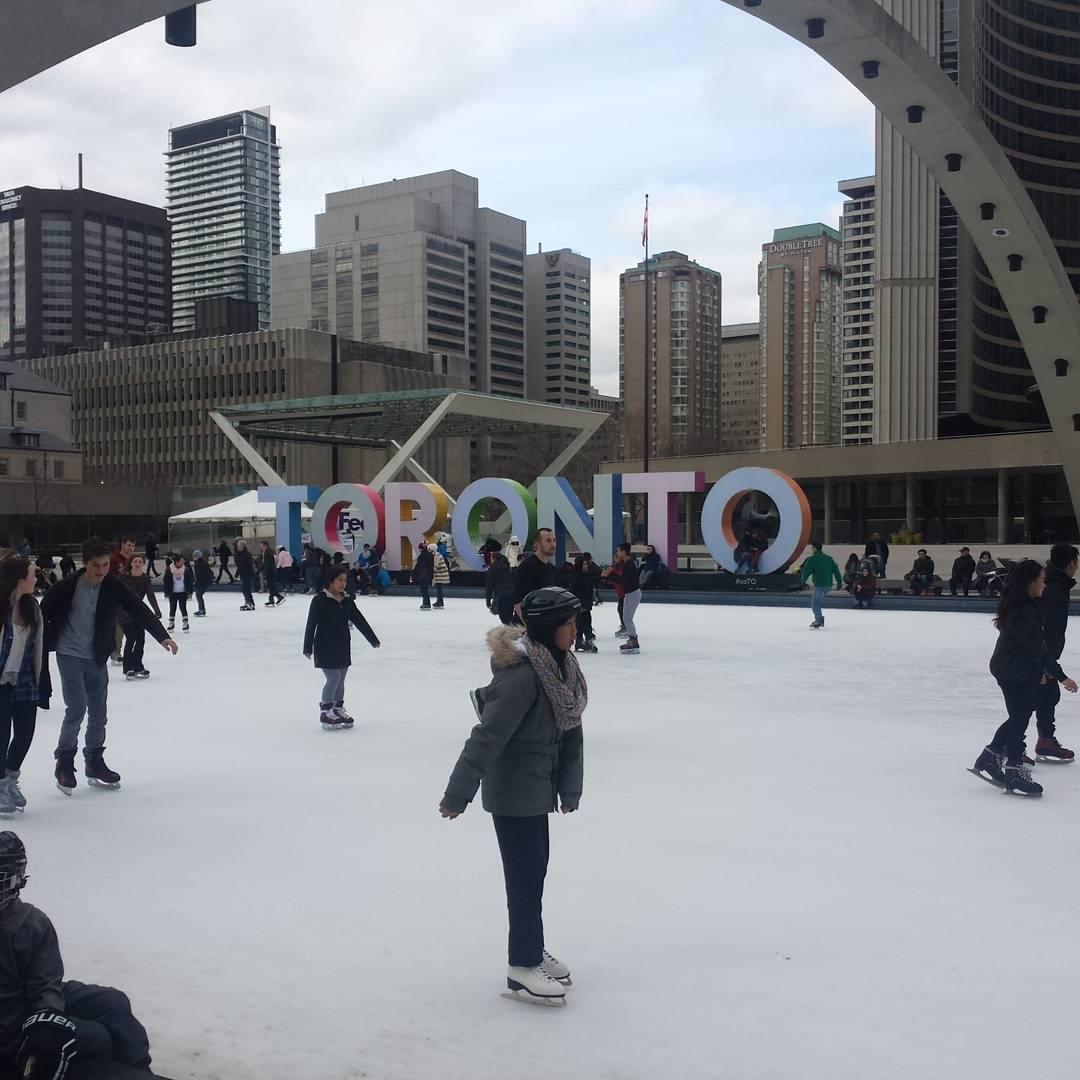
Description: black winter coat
xmin=412 ymin=548 xmax=434 ymax=585
xmin=990 ymin=596 xmax=1067 ymax=688
xmin=303 ymin=592 xmax=380 ymax=669
xmin=1041 ymin=563 xmax=1075 ymax=661
xmin=235 ymin=549 xmax=256 ymax=580
xmin=951 ymin=555 xmax=976 ymax=581
xmin=0 ymin=900 xmax=64 ymax=1065
xmin=194 ymin=558 xmax=214 ymax=591
xmin=485 ymin=562 xmax=513 ymax=605
xmin=41 ymin=572 xmax=170 ymax=666
xmin=443 ymin=626 xmax=584 ymax=816
xmin=161 ymin=566 xmax=195 ymax=599
xmin=511 ymin=554 xmax=554 ymax=606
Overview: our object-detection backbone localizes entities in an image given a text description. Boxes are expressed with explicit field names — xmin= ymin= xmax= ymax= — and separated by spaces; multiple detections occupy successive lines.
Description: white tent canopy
xmin=168 ymin=490 xmax=313 ymax=524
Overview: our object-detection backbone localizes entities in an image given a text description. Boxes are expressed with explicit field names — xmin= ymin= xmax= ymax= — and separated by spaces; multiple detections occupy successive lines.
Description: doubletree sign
xmin=258 ymin=467 xmax=813 ymax=573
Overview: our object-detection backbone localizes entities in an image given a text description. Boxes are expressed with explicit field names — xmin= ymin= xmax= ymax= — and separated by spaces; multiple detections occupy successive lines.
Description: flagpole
xmin=643 ymin=192 xmax=650 ymax=474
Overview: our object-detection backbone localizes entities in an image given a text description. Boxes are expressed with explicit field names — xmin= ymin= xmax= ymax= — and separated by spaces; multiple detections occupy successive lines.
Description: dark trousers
xmin=195 ymin=588 xmax=206 ymax=615
xmin=854 ymin=593 xmax=873 ymax=609
xmin=576 ymin=608 xmax=594 ymax=641
xmin=265 ymin=571 xmax=282 ymax=603
xmin=950 ymin=577 xmax=971 ymax=596
xmin=434 ymin=583 xmax=445 ymax=605
xmin=1036 ymin=677 xmax=1061 ymax=740
xmin=418 ymin=583 xmax=431 ymax=607
xmin=617 ymin=595 xmax=624 ymax=628
xmin=990 ymin=680 xmax=1039 ymax=764
xmin=0 ymin=685 xmax=36 ymax=772
xmin=167 ymin=594 xmax=187 ymax=620
xmin=63 ymin=980 xmax=151 ymax=1070
xmin=120 ymin=624 xmax=145 ymax=675
xmin=239 ymin=575 xmax=255 ymax=607
xmin=215 ymin=560 xmax=234 ymax=584
xmin=492 ymin=814 xmax=549 ymax=968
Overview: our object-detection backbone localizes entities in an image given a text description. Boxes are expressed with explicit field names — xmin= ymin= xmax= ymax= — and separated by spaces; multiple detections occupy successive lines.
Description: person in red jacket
xmin=852 ymin=565 xmax=877 ymax=609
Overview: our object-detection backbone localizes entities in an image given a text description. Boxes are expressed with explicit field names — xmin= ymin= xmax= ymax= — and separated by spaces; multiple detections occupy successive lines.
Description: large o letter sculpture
xmin=451 ymin=478 xmax=536 ymax=571
xmin=701 ymin=468 xmax=812 ymax=574
xmin=310 ymin=483 xmax=386 ymax=555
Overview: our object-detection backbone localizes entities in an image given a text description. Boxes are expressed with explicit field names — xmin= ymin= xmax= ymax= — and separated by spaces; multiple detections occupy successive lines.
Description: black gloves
xmin=17 ymin=1011 xmax=79 ymax=1080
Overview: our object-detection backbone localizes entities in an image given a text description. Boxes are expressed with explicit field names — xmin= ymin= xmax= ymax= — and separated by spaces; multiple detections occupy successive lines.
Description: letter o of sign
xmin=310 ymin=483 xmax=385 ymax=554
xmin=700 ymin=467 xmax=812 ymax=574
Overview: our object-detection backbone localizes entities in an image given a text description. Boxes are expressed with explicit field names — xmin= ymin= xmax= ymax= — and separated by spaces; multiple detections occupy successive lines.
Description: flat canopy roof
xmin=216 ymin=388 xmax=602 ymax=447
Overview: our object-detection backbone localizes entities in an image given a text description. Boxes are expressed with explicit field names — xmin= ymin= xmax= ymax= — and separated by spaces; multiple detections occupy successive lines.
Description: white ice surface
xmin=14 ymin=594 xmax=1080 ymax=1079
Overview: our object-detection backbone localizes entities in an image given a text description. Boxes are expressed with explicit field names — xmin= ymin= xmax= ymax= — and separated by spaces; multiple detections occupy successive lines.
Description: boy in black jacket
xmin=0 ymin=831 xmax=155 ymax=1080
xmin=302 ymin=564 xmax=380 ymax=730
xmin=40 ymin=539 xmax=178 ymax=794
xmin=1035 ymin=543 xmax=1079 ymax=762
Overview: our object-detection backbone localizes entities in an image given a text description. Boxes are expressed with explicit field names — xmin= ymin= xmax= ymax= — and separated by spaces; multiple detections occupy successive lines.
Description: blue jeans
xmin=811 ymin=587 xmax=828 ymax=626
xmin=56 ymin=654 xmax=109 ymax=753
xmin=320 ymin=668 xmax=347 ymax=706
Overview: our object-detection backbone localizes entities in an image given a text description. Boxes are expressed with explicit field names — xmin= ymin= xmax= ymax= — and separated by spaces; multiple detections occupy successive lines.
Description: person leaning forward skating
xmin=440 ymin=587 xmax=585 ymax=1005
xmin=1034 ymin=543 xmax=1079 ymax=763
xmin=0 ymin=831 xmax=158 ymax=1080
xmin=40 ymin=539 xmax=178 ymax=795
xmin=970 ymin=559 xmax=1078 ymax=796
xmin=800 ymin=542 xmax=843 ymax=629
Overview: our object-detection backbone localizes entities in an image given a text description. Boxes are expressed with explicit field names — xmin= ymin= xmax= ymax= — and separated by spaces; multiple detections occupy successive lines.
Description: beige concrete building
xmin=0 ymin=362 xmax=82 ymax=484
xmin=525 ymin=248 xmax=590 ymax=407
xmin=273 ymin=171 xmax=527 ymax=399
xmin=759 ymin=225 xmax=843 ymax=451
xmin=619 ymin=251 xmax=721 ymax=460
xmin=24 ymin=329 xmax=469 ymax=497
xmin=838 ymin=177 xmax=876 ymax=447
xmin=719 ymin=323 xmax=761 ymax=452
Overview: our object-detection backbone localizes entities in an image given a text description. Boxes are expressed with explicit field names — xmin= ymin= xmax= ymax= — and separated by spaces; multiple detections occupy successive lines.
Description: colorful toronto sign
xmin=257 ymin=467 xmax=813 ymax=573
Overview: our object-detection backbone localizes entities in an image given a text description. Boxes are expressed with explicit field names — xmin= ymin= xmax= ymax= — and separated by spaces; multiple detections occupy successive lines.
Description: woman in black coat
xmin=971 ymin=559 xmax=1078 ymax=796
xmin=302 ymin=564 xmax=380 ymax=729
xmin=234 ymin=540 xmax=256 ymax=611
xmin=412 ymin=544 xmax=435 ymax=610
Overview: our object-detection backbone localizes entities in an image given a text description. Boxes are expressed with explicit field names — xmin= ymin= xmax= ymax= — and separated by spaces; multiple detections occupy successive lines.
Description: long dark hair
xmin=994 ymin=558 xmax=1043 ymax=629
xmin=0 ymin=557 xmax=39 ymax=628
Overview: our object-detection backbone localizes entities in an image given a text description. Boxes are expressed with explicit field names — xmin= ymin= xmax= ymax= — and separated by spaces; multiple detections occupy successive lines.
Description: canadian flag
xmin=641 ymin=196 xmax=649 ymax=248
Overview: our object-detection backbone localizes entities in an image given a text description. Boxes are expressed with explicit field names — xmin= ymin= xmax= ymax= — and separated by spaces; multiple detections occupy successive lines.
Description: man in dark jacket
xmin=215 ymin=540 xmax=235 ymax=585
xmin=411 ymin=543 xmax=435 ymax=610
xmin=1036 ymin=543 xmax=1079 ymax=762
xmin=259 ymin=541 xmax=284 ymax=607
xmin=511 ymin=528 xmax=555 ymax=621
xmin=907 ymin=550 xmax=936 ymax=595
xmin=949 ymin=547 xmax=977 ymax=596
xmin=40 ymin=538 xmax=177 ymax=793
xmin=864 ymin=532 xmax=889 ymax=578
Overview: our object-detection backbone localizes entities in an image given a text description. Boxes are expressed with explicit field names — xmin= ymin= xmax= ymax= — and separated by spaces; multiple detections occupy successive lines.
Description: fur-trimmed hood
xmin=487 ymin=625 xmax=529 ymax=669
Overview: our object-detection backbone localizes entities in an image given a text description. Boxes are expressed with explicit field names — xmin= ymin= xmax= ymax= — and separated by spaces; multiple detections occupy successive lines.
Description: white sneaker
xmin=506 ymin=965 xmax=566 ymax=1002
xmin=540 ymin=949 xmax=571 ymax=985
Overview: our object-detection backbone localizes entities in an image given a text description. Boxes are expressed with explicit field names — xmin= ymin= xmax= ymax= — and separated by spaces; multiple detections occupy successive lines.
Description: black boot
xmin=54 ymin=751 xmax=77 ymax=796
xmin=970 ymin=746 xmax=1005 ymax=787
xmin=84 ymin=747 xmax=121 ymax=788
xmin=1003 ymin=761 xmax=1043 ymax=797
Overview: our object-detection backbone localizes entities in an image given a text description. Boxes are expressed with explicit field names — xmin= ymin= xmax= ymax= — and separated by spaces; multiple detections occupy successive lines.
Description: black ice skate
xmin=54 ymin=751 xmax=77 ymax=796
xmin=619 ymin=637 xmax=640 ymax=655
xmin=320 ymin=705 xmax=347 ymax=731
xmin=166 ymin=620 xmax=175 ymax=631
xmin=181 ymin=617 xmax=190 ymax=633
xmin=84 ymin=748 xmax=121 ymax=789
xmin=333 ymin=704 xmax=355 ymax=728
xmin=505 ymin=965 xmax=567 ymax=1006
xmin=1035 ymin=736 xmax=1075 ymax=763
xmin=969 ymin=746 xmax=1005 ymax=787
xmin=1003 ymin=762 xmax=1043 ymax=797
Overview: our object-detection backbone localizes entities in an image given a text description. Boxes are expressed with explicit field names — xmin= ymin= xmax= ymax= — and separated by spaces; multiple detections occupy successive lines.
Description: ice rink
xmin=12 ymin=590 xmax=1080 ymax=1080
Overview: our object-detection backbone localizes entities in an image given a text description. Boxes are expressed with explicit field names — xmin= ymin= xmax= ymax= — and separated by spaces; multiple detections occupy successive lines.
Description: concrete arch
xmin=1 ymin=0 xmax=208 ymax=95
xmin=721 ymin=0 xmax=1080 ymax=519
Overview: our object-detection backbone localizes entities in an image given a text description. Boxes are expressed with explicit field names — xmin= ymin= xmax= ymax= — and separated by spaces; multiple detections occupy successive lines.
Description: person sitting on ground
xmin=974 ymin=550 xmax=998 ymax=595
xmin=906 ymin=549 xmax=937 ymax=596
xmin=950 ymin=547 xmax=977 ymax=597
xmin=853 ymin=565 xmax=877 ymax=609
xmin=639 ymin=545 xmax=667 ymax=589
xmin=843 ymin=553 xmax=861 ymax=591
xmin=0 ymin=831 xmax=155 ymax=1079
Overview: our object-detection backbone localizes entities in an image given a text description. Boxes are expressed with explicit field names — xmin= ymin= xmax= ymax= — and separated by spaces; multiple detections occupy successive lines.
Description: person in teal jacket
xmin=799 ymin=542 xmax=843 ymax=629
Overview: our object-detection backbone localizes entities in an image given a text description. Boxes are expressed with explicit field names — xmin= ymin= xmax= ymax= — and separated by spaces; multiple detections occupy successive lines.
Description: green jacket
xmin=800 ymin=551 xmax=843 ymax=589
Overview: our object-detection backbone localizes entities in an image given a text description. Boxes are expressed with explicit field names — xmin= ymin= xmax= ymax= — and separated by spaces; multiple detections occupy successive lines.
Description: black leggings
xmin=167 ymin=594 xmax=188 ymax=619
xmin=576 ymin=609 xmax=594 ymax=640
xmin=121 ymin=623 xmax=145 ymax=674
xmin=0 ymin=684 xmax=36 ymax=772
xmin=240 ymin=575 xmax=255 ymax=607
xmin=990 ymin=680 xmax=1040 ymax=764
xmin=492 ymin=814 xmax=550 ymax=968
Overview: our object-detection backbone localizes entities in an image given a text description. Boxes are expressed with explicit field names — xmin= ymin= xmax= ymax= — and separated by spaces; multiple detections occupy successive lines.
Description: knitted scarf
xmin=522 ymin=635 xmax=587 ymax=731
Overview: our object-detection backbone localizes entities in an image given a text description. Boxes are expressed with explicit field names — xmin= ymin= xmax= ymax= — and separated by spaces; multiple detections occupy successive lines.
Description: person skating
xmin=1034 ymin=543 xmax=1079 ymax=763
xmin=800 ymin=541 xmax=843 ymax=629
xmin=0 ymin=831 xmax=158 ymax=1078
xmin=214 ymin=540 xmax=235 ymax=585
xmin=116 ymin=556 xmax=159 ymax=680
xmin=431 ymin=544 xmax=450 ymax=609
xmin=143 ymin=535 xmax=159 ymax=578
xmin=439 ymin=587 xmax=585 ymax=1005
xmin=603 ymin=544 xmax=642 ymax=654
xmin=41 ymin=538 xmax=178 ymax=795
xmin=0 ymin=557 xmax=48 ymax=816
xmin=970 ymin=559 xmax=1078 ymax=796
xmin=302 ymin=564 xmax=380 ymax=731
xmin=260 ymin=541 xmax=284 ymax=607
xmin=107 ymin=538 xmax=135 ymax=667
xmin=485 ymin=554 xmax=515 ymax=625
xmin=192 ymin=550 xmax=213 ymax=617
xmin=234 ymin=541 xmax=256 ymax=611
xmin=511 ymin=529 xmax=555 ymax=623
xmin=412 ymin=543 xmax=434 ymax=610
xmin=275 ymin=546 xmax=295 ymax=594
xmin=162 ymin=556 xmax=194 ymax=634
xmin=569 ymin=554 xmax=599 ymax=652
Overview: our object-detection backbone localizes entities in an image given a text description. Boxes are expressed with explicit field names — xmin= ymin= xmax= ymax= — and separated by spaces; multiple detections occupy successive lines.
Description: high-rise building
xmin=758 ymin=225 xmax=843 ymax=451
xmin=167 ymin=108 xmax=280 ymax=332
xmin=525 ymin=247 xmax=590 ymax=406
xmin=619 ymin=251 xmax=722 ymax=460
xmin=720 ymin=323 xmax=761 ymax=452
xmin=0 ymin=186 xmax=169 ymax=363
xmin=838 ymin=177 xmax=876 ymax=447
xmin=272 ymin=171 xmax=527 ymax=399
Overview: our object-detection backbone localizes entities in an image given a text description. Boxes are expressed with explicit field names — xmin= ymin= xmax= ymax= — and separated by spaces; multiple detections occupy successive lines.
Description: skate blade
xmin=320 ymin=723 xmax=349 ymax=731
xmin=967 ymin=767 xmax=1005 ymax=789
xmin=87 ymin=778 xmax=121 ymax=790
xmin=502 ymin=987 xmax=566 ymax=1007
xmin=55 ymin=783 xmax=73 ymax=797
xmin=1035 ymin=755 xmax=1075 ymax=764
xmin=1002 ymin=787 xmax=1043 ymax=797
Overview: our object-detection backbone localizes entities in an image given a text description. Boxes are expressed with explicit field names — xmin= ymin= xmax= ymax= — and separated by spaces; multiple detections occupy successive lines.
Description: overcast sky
xmin=0 ymin=0 xmax=874 ymax=395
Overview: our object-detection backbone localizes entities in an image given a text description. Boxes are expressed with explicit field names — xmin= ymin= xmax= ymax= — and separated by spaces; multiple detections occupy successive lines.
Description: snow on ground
xmin=13 ymin=591 xmax=1080 ymax=1080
